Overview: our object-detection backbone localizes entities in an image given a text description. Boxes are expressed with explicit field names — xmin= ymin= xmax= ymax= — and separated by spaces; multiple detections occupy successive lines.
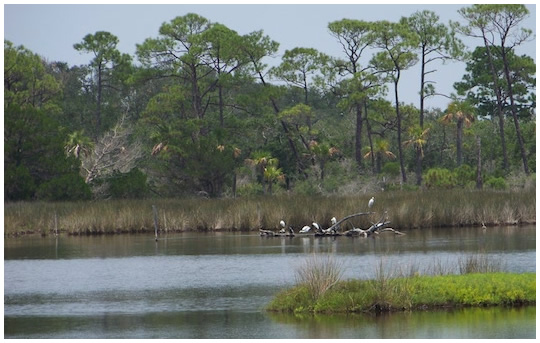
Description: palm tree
xmin=309 ymin=140 xmax=340 ymax=180
xmin=64 ymin=130 xmax=94 ymax=159
xmin=441 ymin=100 xmax=475 ymax=166
xmin=263 ymin=165 xmax=285 ymax=195
xmin=245 ymin=151 xmax=278 ymax=194
xmin=364 ymin=139 xmax=396 ymax=174
xmin=404 ymin=125 xmax=430 ymax=185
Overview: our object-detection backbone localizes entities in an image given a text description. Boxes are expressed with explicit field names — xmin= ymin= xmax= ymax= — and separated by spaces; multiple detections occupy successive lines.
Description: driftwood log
xmin=261 ymin=211 xmax=405 ymax=238
xmin=342 ymin=212 xmax=405 ymax=237
xmin=260 ymin=227 xmax=295 ymax=237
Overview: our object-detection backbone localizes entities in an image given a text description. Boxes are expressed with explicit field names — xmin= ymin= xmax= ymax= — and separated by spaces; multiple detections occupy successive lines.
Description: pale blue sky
xmin=4 ymin=3 xmax=536 ymax=110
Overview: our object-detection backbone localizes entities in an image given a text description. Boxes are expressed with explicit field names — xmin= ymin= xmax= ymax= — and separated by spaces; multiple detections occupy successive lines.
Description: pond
xmin=4 ymin=225 xmax=536 ymax=338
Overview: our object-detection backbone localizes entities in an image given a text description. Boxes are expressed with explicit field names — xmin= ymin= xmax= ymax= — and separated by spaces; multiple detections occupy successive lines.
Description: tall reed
xmin=4 ymin=188 xmax=535 ymax=236
xmin=295 ymin=254 xmax=344 ymax=300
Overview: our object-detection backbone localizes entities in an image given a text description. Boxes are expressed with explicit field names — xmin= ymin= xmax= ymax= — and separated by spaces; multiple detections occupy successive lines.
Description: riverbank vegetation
xmin=4 ymin=5 xmax=535 ymax=205
xmin=4 ymin=188 xmax=535 ymax=237
xmin=266 ymin=256 xmax=536 ymax=314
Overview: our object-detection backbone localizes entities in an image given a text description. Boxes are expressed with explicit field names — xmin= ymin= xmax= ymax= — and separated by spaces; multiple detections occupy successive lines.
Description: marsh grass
xmin=4 ymin=188 xmax=535 ymax=236
xmin=458 ymin=254 xmax=506 ymax=274
xmin=295 ymin=254 xmax=344 ymax=300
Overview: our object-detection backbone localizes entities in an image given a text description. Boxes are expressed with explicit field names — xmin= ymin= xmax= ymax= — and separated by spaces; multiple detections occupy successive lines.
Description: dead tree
xmin=82 ymin=111 xmax=144 ymax=193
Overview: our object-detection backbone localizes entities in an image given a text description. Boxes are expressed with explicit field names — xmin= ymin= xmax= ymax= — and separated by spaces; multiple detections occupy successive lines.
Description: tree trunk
xmin=365 ymin=102 xmax=375 ymax=173
xmin=476 ymin=136 xmax=483 ymax=189
xmin=218 ymin=83 xmax=224 ymax=128
xmin=456 ymin=118 xmax=463 ymax=166
xmin=355 ymin=103 xmax=364 ymax=171
xmin=96 ymin=63 xmax=102 ymax=138
xmin=501 ymin=48 xmax=529 ymax=175
xmin=415 ymin=146 xmax=422 ymax=185
xmin=481 ymin=34 xmax=509 ymax=171
xmin=417 ymin=47 xmax=426 ymax=186
xmin=394 ymin=77 xmax=406 ymax=183
xmin=257 ymin=69 xmax=306 ymax=178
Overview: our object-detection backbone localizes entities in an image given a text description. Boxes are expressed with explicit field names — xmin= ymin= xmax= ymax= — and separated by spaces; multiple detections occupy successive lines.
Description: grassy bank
xmin=4 ymin=188 xmax=535 ymax=236
xmin=267 ymin=272 xmax=536 ymax=314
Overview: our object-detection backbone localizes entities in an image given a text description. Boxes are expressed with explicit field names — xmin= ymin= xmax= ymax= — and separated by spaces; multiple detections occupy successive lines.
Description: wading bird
xmin=368 ymin=197 xmax=375 ymax=209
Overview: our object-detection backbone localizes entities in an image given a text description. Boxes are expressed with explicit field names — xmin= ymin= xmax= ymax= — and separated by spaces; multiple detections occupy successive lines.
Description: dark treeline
xmin=4 ymin=5 xmax=535 ymax=201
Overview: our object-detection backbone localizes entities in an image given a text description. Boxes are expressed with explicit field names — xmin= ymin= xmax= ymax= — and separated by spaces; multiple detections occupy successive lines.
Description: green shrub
xmin=382 ymin=162 xmax=400 ymax=176
xmin=4 ymin=164 xmax=36 ymax=200
xmin=485 ymin=177 xmax=507 ymax=190
xmin=36 ymin=173 xmax=91 ymax=201
xmin=294 ymin=179 xmax=321 ymax=196
xmin=424 ymin=168 xmax=457 ymax=189
xmin=108 ymin=168 xmax=148 ymax=199
xmin=236 ymin=182 xmax=264 ymax=196
xmin=454 ymin=164 xmax=475 ymax=186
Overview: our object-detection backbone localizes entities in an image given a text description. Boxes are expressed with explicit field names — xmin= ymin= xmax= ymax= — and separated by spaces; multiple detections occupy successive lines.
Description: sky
xmin=3 ymin=2 xmax=537 ymax=111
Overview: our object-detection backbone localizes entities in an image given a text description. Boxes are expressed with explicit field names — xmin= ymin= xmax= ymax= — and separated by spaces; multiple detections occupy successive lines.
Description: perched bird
xmin=299 ymin=225 xmax=311 ymax=233
xmin=300 ymin=222 xmax=320 ymax=234
xmin=326 ymin=217 xmax=339 ymax=234
xmin=279 ymin=220 xmax=286 ymax=233
xmin=368 ymin=197 xmax=375 ymax=209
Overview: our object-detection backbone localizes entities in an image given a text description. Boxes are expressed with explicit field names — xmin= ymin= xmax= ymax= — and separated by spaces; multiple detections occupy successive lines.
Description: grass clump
xmin=295 ymin=254 xmax=344 ymax=301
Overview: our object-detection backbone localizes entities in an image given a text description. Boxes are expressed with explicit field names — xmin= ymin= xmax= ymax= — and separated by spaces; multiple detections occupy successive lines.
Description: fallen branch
xmin=324 ymin=212 xmax=375 ymax=233
xmin=259 ymin=229 xmax=295 ymax=237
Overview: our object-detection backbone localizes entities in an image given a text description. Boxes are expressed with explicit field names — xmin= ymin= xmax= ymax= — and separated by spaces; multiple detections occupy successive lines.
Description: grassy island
xmin=267 ymin=272 xmax=535 ymax=314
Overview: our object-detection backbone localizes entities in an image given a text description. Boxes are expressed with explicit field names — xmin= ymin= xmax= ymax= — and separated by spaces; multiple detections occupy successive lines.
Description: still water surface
xmin=4 ymin=225 xmax=536 ymax=338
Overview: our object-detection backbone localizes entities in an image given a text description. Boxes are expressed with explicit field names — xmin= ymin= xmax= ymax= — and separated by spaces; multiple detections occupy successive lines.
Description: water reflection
xmin=4 ymin=225 xmax=536 ymax=260
xmin=266 ymin=306 xmax=536 ymax=339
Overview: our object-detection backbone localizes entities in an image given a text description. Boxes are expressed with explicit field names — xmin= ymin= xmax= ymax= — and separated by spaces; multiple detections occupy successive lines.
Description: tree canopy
xmin=4 ymin=6 xmax=536 ymax=201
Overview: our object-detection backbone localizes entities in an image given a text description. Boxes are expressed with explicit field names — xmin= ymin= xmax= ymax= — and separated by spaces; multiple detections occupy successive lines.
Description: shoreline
xmin=4 ymin=220 xmax=536 ymax=238
xmin=4 ymin=189 xmax=536 ymax=238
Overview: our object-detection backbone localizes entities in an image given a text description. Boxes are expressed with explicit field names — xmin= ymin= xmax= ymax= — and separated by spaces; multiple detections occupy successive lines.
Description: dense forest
xmin=4 ymin=4 xmax=536 ymax=201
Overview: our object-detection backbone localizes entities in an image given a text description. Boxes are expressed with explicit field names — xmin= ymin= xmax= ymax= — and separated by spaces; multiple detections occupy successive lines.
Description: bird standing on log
xmin=279 ymin=220 xmax=286 ymax=233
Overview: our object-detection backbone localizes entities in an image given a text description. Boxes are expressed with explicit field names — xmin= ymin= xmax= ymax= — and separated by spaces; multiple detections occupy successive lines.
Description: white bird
xmin=312 ymin=222 xmax=322 ymax=233
xmin=368 ymin=197 xmax=375 ymax=209
xmin=299 ymin=225 xmax=311 ymax=233
xmin=300 ymin=222 xmax=320 ymax=234
xmin=279 ymin=220 xmax=286 ymax=233
xmin=327 ymin=217 xmax=339 ymax=234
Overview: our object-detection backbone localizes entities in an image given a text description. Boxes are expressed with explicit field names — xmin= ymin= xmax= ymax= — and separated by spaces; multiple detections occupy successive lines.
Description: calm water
xmin=4 ymin=225 xmax=536 ymax=338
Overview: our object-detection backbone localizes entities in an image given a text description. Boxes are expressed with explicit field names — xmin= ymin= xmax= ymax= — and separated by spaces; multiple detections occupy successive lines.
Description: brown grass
xmin=3 ymin=188 xmax=535 ymax=237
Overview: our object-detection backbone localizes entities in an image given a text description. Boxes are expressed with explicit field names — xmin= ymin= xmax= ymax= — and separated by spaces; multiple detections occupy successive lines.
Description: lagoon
xmin=4 ymin=225 xmax=536 ymax=338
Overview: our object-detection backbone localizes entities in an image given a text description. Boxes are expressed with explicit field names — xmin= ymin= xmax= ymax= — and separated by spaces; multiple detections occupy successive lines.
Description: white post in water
xmin=152 ymin=205 xmax=159 ymax=241
xmin=54 ymin=211 xmax=58 ymax=237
